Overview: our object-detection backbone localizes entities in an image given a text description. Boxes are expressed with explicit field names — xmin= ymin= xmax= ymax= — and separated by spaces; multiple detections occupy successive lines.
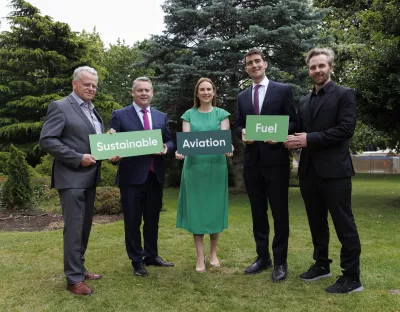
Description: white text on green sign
xmin=177 ymin=130 xmax=232 ymax=156
xmin=245 ymin=115 xmax=289 ymax=142
xmin=89 ymin=129 xmax=164 ymax=160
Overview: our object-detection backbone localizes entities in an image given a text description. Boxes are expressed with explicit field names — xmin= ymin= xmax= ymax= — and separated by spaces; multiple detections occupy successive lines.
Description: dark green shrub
xmin=2 ymin=145 xmax=33 ymax=209
xmin=289 ymin=175 xmax=300 ymax=187
xmin=94 ymin=186 xmax=121 ymax=215
xmin=165 ymin=156 xmax=182 ymax=187
xmin=99 ymin=161 xmax=118 ymax=186
xmin=0 ymin=152 xmax=10 ymax=174
xmin=35 ymin=154 xmax=54 ymax=176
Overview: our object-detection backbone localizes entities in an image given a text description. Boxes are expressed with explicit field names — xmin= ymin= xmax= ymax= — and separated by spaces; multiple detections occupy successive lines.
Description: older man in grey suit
xmin=40 ymin=66 xmax=104 ymax=295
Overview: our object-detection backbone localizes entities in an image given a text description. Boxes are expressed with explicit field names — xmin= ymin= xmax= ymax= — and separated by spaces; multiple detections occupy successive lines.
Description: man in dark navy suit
xmin=236 ymin=48 xmax=297 ymax=281
xmin=110 ymin=77 xmax=175 ymax=277
xmin=285 ymin=48 xmax=363 ymax=293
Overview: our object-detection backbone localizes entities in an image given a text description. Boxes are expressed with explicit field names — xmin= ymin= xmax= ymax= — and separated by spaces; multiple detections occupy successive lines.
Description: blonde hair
xmin=306 ymin=48 xmax=335 ymax=67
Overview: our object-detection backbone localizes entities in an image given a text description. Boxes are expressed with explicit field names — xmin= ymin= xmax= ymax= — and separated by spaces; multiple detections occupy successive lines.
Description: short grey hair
xmin=132 ymin=77 xmax=153 ymax=90
xmin=73 ymin=66 xmax=98 ymax=81
xmin=306 ymin=48 xmax=335 ymax=67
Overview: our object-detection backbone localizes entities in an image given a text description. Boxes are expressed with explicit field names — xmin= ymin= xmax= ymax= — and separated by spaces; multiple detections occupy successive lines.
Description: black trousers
xmin=120 ymin=172 xmax=163 ymax=265
xmin=300 ymin=164 xmax=361 ymax=276
xmin=58 ymin=188 xmax=96 ymax=285
xmin=243 ymin=166 xmax=290 ymax=265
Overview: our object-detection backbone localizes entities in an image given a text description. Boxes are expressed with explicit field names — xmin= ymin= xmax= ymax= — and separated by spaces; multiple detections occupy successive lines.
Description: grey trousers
xmin=58 ymin=188 xmax=96 ymax=285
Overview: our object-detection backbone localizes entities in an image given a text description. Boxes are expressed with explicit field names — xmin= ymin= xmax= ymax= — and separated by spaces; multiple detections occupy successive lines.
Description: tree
xmin=144 ymin=0 xmax=325 ymax=189
xmin=101 ymin=40 xmax=155 ymax=107
xmin=350 ymin=121 xmax=390 ymax=153
xmin=0 ymin=0 xmax=121 ymax=164
xmin=314 ymin=0 xmax=400 ymax=149
xmin=2 ymin=144 xmax=33 ymax=209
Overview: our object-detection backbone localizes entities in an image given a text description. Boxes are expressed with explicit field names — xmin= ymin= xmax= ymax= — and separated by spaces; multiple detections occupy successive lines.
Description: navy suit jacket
xmin=236 ymin=80 xmax=297 ymax=167
xmin=110 ymin=105 xmax=175 ymax=186
xmin=297 ymin=81 xmax=356 ymax=178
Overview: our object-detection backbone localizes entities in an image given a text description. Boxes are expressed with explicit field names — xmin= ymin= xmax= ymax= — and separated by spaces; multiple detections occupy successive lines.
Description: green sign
xmin=89 ymin=129 xmax=164 ymax=160
xmin=245 ymin=115 xmax=289 ymax=142
xmin=177 ymin=130 xmax=232 ymax=156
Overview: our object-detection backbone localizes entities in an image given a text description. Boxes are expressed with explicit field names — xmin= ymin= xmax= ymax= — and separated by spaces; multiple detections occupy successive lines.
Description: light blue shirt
xmin=71 ymin=92 xmax=102 ymax=134
xmin=133 ymin=102 xmax=153 ymax=130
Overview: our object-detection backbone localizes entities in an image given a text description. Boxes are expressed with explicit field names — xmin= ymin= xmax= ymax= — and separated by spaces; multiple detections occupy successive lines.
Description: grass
xmin=0 ymin=174 xmax=399 ymax=311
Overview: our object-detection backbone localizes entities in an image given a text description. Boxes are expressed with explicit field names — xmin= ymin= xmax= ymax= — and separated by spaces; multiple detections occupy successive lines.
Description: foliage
xmin=314 ymin=0 xmax=400 ymax=149
xmin=350 ymin=121 xmax=390 ymax=153
xmin=101 ymin=40 xmax=155 ymax=107
xmin=0 ymin=151 xmax=10 ymax=174
xmin=35 ymin=153 xmax=53 ymax=176
xmin=1 ymin=144 xmax=33 ymax=209
xmin=99 ymin=161 xmax=118 ymax=187
xmin=0 ymin=0 xmax=121 ymax=164
xmin=144 ymin=0 xmax=326 ymax=189
xmin=94 ymin=186 xmax=121 ymax=215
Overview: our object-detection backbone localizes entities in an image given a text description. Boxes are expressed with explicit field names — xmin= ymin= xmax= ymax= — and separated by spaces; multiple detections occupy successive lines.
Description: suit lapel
xmin=312 ymin=83 xmax=334 ymax=120
xmin=260 ymin=81 xmax=276 ymax=115
xmin=68 ymin=95 xmax=96 ymax=134
xmin=127 ymin=105 xmax=144 ymax=130
xmin=93 ymin=109 xmax=104 ymax=133
xmin=150 ymin=107 xmax=159 ymax=128
xmin=301 ymin=94 xmax=312 ymax=128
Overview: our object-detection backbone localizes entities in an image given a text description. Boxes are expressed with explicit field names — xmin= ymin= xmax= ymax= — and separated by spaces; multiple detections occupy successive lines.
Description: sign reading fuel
xmin=245 ymin=115 xmax=289 ymax=142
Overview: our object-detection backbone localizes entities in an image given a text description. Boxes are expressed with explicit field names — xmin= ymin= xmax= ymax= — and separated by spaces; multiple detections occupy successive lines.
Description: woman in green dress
xmin=176 ymin=77 xmax=233 ymax=272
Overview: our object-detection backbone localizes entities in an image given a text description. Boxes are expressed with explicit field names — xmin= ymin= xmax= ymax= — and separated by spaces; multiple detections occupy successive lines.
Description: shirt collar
xmin=253 ymin=76 xmax=269 ymax=89
xmin=72 ymin=92 xmax=94 ymax=110
xmin=133 ymin=102 xmax=150 ymax=113
xmin=312 ymin=80 xmax=333 ymax=95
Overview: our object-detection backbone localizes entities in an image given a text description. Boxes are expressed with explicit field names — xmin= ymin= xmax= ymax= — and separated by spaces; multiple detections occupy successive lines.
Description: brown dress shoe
xmin=85 ymin=272 xmax=102 ymax=280
xmin=67 ymin=282 xmax=92 ymax=295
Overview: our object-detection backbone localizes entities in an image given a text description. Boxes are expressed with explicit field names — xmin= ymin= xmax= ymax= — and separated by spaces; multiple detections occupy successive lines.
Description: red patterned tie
xmin=141 ymin=108 xmax=154 ymax=172
xmin=254 ymin=84 xmax=261 ymax=114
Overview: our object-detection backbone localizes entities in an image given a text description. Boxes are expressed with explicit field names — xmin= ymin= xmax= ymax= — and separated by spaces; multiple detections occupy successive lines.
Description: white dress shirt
xmin=133 ymin=102 xmax=153 ymax=129
xmin=252 ymin=76 xmax=269 ymax=113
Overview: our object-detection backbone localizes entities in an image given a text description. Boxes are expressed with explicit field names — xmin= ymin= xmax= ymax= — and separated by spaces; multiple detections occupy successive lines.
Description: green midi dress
xmin=176 ymin=107 xmax=230 ymax=234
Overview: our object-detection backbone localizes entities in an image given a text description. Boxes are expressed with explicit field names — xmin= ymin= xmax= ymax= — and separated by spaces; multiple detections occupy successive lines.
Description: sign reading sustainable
xmin=89 ymin=130 xmax=164 ymax=160
xmin=176 ymin=130 xmax=232 ymax=156
xmin=245 ymin=115 xmax=289 ymax=142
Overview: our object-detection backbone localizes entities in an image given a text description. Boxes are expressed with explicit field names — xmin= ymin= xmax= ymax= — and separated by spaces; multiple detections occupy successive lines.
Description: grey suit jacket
xmin=39 ymin=93 xmax=104 ymax=189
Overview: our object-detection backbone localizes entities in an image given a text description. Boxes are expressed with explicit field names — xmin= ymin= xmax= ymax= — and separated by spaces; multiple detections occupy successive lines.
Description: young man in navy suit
xmin=285 ymin=48 xmax=363 ymax=293
xmin=110 ymin=77 xmax=175 ymax=277
xmin=236 ymin=48 xmax=297 ymax=282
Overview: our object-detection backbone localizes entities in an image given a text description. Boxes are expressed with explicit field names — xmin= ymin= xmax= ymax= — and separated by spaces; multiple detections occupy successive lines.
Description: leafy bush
xmin=0 ymin=152 xmax=10 ymax=174
xmin=35 ymin=154 xmax=53 ymax=176
xmin=2 ymin=145 xmax=33 ymax=209
xmin=99 ymin=161 xmax=118 ymax=186
xmin=165 ymin=156 xmax=182 ymax=187
xmin=94 ymin=186 xmax=121 ymax=215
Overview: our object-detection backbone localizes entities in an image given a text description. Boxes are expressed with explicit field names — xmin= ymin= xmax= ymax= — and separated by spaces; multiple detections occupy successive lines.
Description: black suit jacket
xmin=298 ymin=81 xmax=356 ymax=178
xmin=110 ymin=105 xmax=175 ymax=186
xmin=236 ymin=80 xmax=297 ymax=167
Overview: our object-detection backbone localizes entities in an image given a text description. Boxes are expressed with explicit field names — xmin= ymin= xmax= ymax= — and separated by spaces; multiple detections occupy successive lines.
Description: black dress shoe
xmin=133 ymin=263 xmax=148 ymax=277
xmin=272 ymin=263 xmax=288 ymax=282
xmin=144 ymin=256 xmax=174 ymax=267
xmin=245 ymin=257 xmax=272 ymax=275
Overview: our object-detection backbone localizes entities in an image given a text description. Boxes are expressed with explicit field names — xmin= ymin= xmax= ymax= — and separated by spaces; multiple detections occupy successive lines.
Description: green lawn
xmin=1 ymin=174 xmax=399 ymax=311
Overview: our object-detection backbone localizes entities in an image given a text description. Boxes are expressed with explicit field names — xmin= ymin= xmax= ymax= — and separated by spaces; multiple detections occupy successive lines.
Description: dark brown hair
xmin=193 ymin=77 xmax=217 ymax=108
xmin=244 ymin=48 xmax=266 ymax=65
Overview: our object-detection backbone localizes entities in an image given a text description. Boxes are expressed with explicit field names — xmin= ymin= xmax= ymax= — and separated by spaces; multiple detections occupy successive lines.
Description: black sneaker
xmin=299 ymin=263 xmax=332 ymax=281
xmin=325 ymin=275 xmax=364 ymax=293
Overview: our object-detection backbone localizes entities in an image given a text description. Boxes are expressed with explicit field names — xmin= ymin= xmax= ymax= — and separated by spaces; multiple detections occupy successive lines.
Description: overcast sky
xmin=0 ymin=0 xmax=166 ymax=45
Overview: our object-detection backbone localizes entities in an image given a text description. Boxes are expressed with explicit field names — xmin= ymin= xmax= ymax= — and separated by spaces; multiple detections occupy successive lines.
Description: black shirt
xmin=310 ymin=80 xmax=333 ymax=118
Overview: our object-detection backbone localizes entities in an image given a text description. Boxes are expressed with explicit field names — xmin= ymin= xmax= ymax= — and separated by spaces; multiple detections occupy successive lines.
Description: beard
xmin=312 ymin=71 xmax=330 ymax=86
